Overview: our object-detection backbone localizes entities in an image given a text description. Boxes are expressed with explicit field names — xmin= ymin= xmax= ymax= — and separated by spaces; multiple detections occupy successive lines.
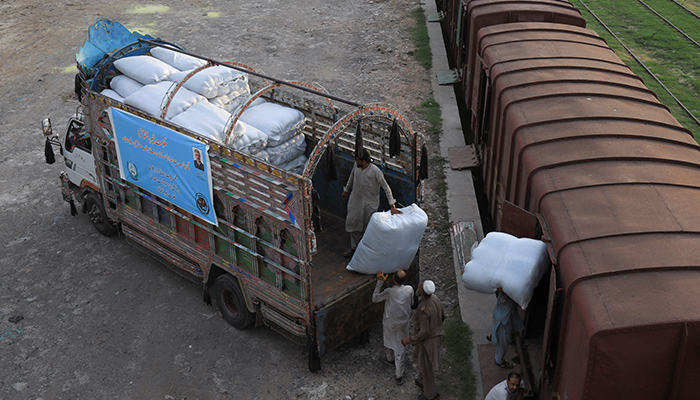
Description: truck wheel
xmin=86 ymin=193 xmax=118 ymax=237
xmin=214 ymin=274 xmax=255 ymax=329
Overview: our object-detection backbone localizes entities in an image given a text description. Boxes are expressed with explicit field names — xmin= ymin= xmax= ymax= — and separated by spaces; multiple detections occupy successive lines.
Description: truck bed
xmin=311 ymin=211 xmax=374 ymax=308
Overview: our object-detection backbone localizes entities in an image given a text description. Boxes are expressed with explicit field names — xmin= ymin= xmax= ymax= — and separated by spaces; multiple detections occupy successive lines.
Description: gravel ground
xmin=0 ymin=1 xmax=460 ymax=399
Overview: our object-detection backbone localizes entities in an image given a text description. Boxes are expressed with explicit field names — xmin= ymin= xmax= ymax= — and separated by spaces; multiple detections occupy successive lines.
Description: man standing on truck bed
xmin=342 ymin=148 xmax=400 ymax=257
xmin=402 ymin=280 xmax=444 ymax=400
xmin=372 ymin=268 xmax=414 ymax=386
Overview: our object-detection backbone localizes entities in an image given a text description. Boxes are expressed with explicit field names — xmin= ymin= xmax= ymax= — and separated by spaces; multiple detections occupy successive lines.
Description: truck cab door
xmin=63 ymin=118 xmax=98 ymax=188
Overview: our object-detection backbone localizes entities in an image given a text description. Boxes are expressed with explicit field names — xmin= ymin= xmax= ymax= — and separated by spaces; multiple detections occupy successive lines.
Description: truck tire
xmin=214 ymin=274 xmax=255 ymax=329
xmin=86 ymin=193 xmax=118 ymax=237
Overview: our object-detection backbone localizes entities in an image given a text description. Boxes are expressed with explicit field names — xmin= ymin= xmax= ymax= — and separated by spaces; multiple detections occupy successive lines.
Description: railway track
xmin=672 ymin=0 xmax=700 ymax=19
xmin=577 ymin=0 xmax=700 ymax=128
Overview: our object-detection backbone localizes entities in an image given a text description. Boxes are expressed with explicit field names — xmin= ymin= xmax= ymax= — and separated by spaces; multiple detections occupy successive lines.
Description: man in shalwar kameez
xmin=342 ymin=149 xmax=400 ymax=257
xmin=372 ymin=269 xmax=414 ymax=385
xmin=402 ymin=280 xmax=444 ymax=400
xmin=488 ymin=288 xmax=524 ymax=369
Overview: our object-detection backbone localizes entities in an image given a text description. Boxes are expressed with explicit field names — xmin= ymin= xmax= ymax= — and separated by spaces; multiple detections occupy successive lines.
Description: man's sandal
xmin=495 ymin=360 xmax=514 ymax=369
xmin=343 ymin=249 xmax=355 ymax=258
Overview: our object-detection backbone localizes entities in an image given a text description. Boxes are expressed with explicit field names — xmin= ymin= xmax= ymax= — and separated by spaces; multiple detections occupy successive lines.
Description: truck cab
xmin=62 ymin=115 xmax=98 ymax=190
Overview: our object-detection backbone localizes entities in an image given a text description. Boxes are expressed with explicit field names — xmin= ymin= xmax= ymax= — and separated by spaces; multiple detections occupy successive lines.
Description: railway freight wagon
xmin=44 ymin=20 xmax=426 ymax=371
xmin=436 ymin=0 xmax=585 ymax=108
xmin=459 ymin=19 xmax=700 ymax=400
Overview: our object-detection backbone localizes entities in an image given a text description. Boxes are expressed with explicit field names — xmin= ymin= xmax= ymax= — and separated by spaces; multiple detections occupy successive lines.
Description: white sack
xmin=277 ymin=154 xmax=307 ymax=175
xmin=113 ymin=55 xmax=178 ymax=85
xmin=110 ymin=75 xmax=144 ymax=98
xmin=124 ymin=81 xmax=206 ymax=120
xmin=150 ymin=47 xmax=207 ymax=71
xmin=169 ymin=66 xmax=249 ymax=99
xmin=461 ymin=232 xmax=550 ymax=309
xmin=226 ymin=120 xmax=268 ymax=153
xmin=238 ymin=102 xmax=305 ymax=146
xmin=346 ymin=204 xmax=428 ymax=274
xmin=169 ymin=100 xmax=230 ymax=143
xmin=250 ymin=149 xmax=269 ymax=162
xmin=210 ymin=91 xmax=250 ymax=113
xmin=100 ymin=89 xmax=124 ymax=102
xmin=266 ymin=132 xmax=307 ymax=166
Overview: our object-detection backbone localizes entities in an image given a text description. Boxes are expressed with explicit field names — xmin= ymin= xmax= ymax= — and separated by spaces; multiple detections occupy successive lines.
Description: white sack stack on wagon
xmin=346 ymin=204 xmax=428 ymax=275
xmin=461 ymin=232 xmax=550 ymax=309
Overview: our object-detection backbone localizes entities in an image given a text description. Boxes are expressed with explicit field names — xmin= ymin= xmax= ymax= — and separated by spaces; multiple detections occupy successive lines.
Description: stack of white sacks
xmin=101 ymin=48 xmax=308 ymax=174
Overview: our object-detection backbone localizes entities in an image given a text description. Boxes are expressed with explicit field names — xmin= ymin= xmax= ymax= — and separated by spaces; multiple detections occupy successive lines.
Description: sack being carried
xmin=346 ymin=204 xmax=428 ymax=274
xmin=461 ymin=232 xmax=550 ymax=309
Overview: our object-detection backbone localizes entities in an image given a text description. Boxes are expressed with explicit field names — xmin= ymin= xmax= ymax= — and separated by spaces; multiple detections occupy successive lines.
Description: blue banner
xmin=108 ymin=108 xmax=217 ymax=226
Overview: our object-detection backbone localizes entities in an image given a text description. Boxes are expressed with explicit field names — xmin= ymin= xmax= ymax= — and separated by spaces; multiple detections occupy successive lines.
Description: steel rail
xmin=577 ymin=0 xmax=700 ymax=127
xmin=672 ymin=0 xmax=700 ymax=20
xmin=638 ymin=0 xmax=700 ymax=50
xmin=138 ymin=38 xmax=361 ymax=108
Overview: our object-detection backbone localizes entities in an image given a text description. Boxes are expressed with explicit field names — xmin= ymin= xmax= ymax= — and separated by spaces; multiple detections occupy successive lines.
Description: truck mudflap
xmin=60 ymin=171 xmax=72 ymax=203
xmin=314 ymin=276 xmax=383 ymax=356
xmin=60 ymin=171 xmax=80 ymax=216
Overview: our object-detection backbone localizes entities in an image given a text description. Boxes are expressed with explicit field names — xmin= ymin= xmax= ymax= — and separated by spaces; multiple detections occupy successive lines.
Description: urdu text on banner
xmin=108 ymin=107 xmax=218 ymax=226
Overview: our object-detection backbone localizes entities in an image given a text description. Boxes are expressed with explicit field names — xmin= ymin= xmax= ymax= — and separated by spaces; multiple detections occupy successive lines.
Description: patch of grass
xmin=573 ymin=0 xmax=700 ymax=140
xmin=428 ymin=154 xmax=451 ymax=243
xmin=410 ymin=7 xmax=433 ymax=70
xmin=414 ymin=99 xmax=443 ymax=140
xmin=415 ymin=99 xmax=450 ymax=244
xmin=439 ymin=311 xmax=477 ymax=400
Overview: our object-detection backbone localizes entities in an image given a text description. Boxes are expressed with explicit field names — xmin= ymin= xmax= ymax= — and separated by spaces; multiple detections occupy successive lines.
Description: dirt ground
xmin=0 ymin=0 xmax=461 ymax=399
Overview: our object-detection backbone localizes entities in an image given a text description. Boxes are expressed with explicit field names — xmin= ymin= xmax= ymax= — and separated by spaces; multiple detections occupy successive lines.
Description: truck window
xmin=65 ymin=121 xmax=92 ymax=153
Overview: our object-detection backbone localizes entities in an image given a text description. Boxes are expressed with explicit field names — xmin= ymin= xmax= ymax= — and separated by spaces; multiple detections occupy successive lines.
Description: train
xmin=438 ymin=1 xmax=700 ymax=399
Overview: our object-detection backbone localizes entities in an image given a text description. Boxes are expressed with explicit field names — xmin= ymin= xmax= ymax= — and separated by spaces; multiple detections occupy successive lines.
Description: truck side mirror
xmin=42 ymin=118 xmax=58 ymax=164
xmin=42 ymin=118 xmax=53 ymax=137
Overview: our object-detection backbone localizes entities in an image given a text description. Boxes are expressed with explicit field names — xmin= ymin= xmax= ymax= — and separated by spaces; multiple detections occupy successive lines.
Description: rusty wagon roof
xmin=462 ymin=2 xmax=586 ymax=107
xmin=476 ymin=22 xmax=700 ymax=399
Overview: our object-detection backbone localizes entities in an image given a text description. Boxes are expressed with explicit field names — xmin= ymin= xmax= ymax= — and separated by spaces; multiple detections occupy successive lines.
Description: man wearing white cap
xmin=402 ymin=280 xmax=444 ymax=400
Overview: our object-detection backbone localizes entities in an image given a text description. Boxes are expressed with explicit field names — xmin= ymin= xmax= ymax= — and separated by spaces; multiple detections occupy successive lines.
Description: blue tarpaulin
xmin=76 ymin=20 xmax=154 ymax=72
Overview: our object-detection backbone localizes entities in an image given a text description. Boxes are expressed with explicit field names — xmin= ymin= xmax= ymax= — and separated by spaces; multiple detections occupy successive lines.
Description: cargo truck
xmin=42 ymin=20 xmax=427 ymax=371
